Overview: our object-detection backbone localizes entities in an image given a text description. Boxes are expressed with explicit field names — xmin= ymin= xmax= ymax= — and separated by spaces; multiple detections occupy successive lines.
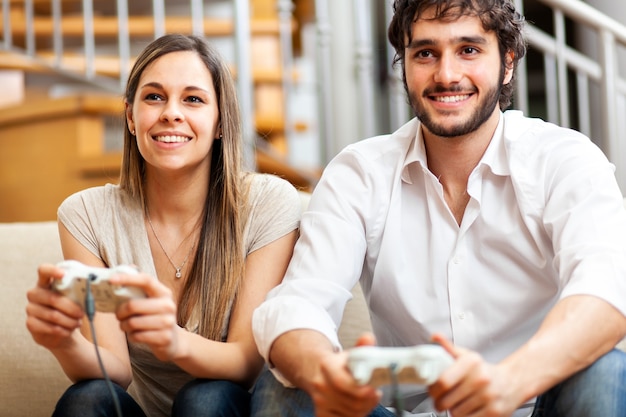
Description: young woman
xmin=26 ymin=34 xmax=301 ymax=417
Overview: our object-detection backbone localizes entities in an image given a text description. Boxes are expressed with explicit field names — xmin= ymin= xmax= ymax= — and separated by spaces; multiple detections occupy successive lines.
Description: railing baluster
xmin=233 ymin=0 xmax=256 ymax=171
xmin=152 ymin=0 xmax=166 ymax=39
xmin=314 ymin=0 xmax=335 ymax=164
xmin=24 ymin=0 xmax=34 ymax=56
xmin=82 ymin=0 xmax=95 ymax=79
xmin=513 ymin=0 xmax=529 ymax=114
xmin=554 ymin=9 xmax=570 ymax=127
xmin=117 ymin=0 xmax=130 ymax=90
xmin=3 ymin=0 xmax=12 ymax=49
xmin=544 ymin=54 xmax=559 ymax=124
xmin=353 ymin=0 xmax=377 ymax=140
xmin=277 ymin=0 xmax=294 ymax=160
xmin=385 ymin=0 xmax=410 ymax=130
xmin=599 ymin=29 xmax=620 ymax=179
xmin=51 ymin=0 xmax=62 ymax=68
xmin=190 ymin=0 xmax=203 ymax=36
xmin=576 ymin=72 xmax=591 ymax=138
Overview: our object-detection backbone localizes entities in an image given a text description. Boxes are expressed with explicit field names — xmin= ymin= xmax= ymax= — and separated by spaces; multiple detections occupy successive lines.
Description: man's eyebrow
xmin=406 ymin=35 xmax=488 ymax=49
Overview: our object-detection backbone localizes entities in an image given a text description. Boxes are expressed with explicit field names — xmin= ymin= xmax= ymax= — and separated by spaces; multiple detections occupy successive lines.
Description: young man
xmin=251 ymin=1 xmax=626 ymax=416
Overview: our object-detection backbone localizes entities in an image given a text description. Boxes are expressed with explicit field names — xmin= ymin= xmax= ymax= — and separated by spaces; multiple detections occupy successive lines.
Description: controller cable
xmin=389 ymin=363 xmax=404 ymax=417
xmin=85 ymin=276 xmax=124 ymax=417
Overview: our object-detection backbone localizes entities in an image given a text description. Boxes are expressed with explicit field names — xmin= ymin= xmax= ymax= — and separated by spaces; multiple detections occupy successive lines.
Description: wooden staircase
xmin=0 ymin=0 xmax=320 ymax=222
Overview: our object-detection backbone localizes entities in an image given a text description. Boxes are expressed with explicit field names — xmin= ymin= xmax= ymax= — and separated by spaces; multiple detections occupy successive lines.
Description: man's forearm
xmin=500 ymin=295 xmax=626 ymax=403
xmin=269 ymin=329 xmax=338 ymax=391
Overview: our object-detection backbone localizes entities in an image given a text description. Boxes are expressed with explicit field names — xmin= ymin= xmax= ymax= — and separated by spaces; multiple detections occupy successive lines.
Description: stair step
xmin=1 ymin=12 xmax=285 ymax=39
xmin=0 ymin=50 xmax=289 ymax=83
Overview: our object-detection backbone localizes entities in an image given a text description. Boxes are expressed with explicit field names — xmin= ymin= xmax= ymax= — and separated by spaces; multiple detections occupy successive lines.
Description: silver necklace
xmin=146 ymin=212 xmax=196 ymax=279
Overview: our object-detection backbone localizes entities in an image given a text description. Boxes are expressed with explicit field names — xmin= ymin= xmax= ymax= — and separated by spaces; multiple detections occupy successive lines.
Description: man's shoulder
xmin=502 ymin=110 xmax=590 ymax=145
xmin=501 ymin=110 xmax=603 ymax=166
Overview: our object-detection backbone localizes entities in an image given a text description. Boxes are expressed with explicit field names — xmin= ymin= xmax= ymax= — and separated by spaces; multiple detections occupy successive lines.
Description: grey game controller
xmin=347 ymin=344 xmax=454 ymax=387
xmin=52 ymin=260 xmax=146 ymax=313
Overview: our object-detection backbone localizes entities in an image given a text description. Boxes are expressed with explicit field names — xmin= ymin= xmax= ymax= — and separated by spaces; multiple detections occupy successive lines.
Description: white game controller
xmin=347 ymin=344 xmax=454 ymax=387
xmin=52 ymin=260 xmax=146 ymax=313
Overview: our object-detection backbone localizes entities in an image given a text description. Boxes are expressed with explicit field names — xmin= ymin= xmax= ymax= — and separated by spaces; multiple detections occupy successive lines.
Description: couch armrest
xmin=0 ymin=221 xmax=70 ymax=416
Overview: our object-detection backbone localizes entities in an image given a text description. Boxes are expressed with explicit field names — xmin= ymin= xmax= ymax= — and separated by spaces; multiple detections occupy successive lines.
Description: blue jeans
xmin=52 ymin=378 xmax=250 ymax=417
xmin=530 ymin=349 xmax=626 ymax=416
xmin=250 ymin=369 xmax=394 ymax=417
xmin=250 ymin=349 xmax=626 ymax=417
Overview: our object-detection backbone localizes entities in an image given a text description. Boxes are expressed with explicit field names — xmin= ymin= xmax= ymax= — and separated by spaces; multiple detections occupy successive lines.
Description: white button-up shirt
xmin=253 ymin=111 xmax=626 ymax=411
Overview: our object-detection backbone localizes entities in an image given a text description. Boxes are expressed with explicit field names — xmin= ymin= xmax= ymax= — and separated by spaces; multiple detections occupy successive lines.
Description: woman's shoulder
xmin=58 ymin=184 xmax=137 ymax=220
xmin=60 ymin=184 xmax=122 ymax=208
xmin=243 ymin=172 xmax=300 ymax=203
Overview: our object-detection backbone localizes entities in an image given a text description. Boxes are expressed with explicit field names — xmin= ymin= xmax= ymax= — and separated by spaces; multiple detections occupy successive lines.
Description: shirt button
xmin=453 ymin=256 xmax=461 ymax=264
xmin=458 ymin=313 xmax=466 ymax=320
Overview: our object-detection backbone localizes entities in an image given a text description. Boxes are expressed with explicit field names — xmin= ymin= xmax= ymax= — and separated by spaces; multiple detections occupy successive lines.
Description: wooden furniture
xmin=0 ymin=94 xmax=317 ymax=222
xmin=0 ymin=95 xmax=122 ymax=222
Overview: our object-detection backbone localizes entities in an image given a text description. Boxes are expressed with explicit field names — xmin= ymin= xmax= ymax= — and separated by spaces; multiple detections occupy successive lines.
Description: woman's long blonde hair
xmin=120 ymin=34 xmax=245 ymax=341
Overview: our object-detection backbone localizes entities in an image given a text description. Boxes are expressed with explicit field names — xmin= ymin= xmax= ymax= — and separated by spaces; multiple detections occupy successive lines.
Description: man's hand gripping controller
xmin=52 ymin=260 xmax=146 ymax=313
xmin=347 ymin=344 xmax=454 ymax=387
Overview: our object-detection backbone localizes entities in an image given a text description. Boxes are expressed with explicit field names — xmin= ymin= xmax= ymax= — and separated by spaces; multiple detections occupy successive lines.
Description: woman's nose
xmin=160 ymin=102 xmax=184 ymax=123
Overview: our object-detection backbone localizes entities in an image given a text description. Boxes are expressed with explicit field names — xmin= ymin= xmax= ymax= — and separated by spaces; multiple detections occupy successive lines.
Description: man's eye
xmin=416 ymin=50 xmax=432 ymax=58
xmin=463 ymin=47 xmax=478 ymax=54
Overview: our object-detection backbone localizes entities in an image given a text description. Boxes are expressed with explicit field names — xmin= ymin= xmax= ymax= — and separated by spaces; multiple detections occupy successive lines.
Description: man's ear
xmin=503 ymin=51 xmax=515 ymax=85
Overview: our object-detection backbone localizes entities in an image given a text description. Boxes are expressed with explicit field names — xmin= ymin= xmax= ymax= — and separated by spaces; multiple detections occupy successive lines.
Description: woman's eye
xmin=186 ymin=96 xmax=204 ymax=104
xmin=145 ymin=93 xmax=162 ymax=101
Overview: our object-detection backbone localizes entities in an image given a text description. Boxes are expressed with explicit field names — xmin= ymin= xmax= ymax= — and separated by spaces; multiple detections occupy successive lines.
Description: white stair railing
xmin=0 ymin=0 xmax=268 ymax=170
xmin=518 ymin=0 xmax=626 ymax=192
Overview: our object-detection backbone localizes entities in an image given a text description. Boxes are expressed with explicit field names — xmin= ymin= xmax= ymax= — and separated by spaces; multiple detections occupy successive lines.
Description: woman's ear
xmin=216 ymin=122 xmax=222 ymax=140
xmin=125 ymin=100 xmax=135 ymax=135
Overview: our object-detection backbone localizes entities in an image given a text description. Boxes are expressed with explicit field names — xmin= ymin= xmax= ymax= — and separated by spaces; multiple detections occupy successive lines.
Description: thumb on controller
xmin=431 ymin=333 xmax=464 ymax=359
xmin=354 ymin=332 xmax=377 ymax=348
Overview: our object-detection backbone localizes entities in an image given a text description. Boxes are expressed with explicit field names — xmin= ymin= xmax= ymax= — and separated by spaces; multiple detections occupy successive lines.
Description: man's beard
xmin=409 ymin=69 xmax=504 ymax=138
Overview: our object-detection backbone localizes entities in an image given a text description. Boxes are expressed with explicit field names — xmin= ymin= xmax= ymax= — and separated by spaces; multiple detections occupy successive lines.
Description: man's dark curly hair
xmin=388 ymin=0 xmax=526 ymax=110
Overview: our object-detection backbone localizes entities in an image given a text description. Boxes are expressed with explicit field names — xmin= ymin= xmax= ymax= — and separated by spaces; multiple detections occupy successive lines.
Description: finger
xmin=317 ymin=354 xmax=380 ymax=407
xmin=354 ymin=332 xmax=377 ymax=348
xmin=126 ymin=327 xmax=175 ymax=349
xmin=116 ymin=296 xmax=176 ymax=321
xmin=312 ymin=378 xmax=380 ymax=417
xmin=109 ymin=272 xmax=171 ymax=298
xmin=36 ymin=263 xmax=65 ymax=288
xmin=432 ymin=333 xmax=463 ymax=358
xmin=27 ymin=286 xmax=84 ymax=319
xmin=27 ymin=301 xmax=83 ymax=330
xmin=119 ymin=308 xmax=177 ymax=333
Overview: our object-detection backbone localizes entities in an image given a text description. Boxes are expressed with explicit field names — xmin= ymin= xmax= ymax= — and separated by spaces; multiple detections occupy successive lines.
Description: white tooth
xmin=155 ymin=135 xmax=189 ymax=143
xmin=436 ymin=95 xmax=469 ymax=103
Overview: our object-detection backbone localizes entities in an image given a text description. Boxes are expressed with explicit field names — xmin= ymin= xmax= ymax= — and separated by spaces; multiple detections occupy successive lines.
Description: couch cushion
xmin=0 ymin=221 xmax=70 ymax=417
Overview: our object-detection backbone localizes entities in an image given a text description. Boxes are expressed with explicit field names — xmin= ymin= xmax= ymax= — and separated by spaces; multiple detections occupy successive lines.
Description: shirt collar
xmin=401 ymin=112 xmax=510 ymax=184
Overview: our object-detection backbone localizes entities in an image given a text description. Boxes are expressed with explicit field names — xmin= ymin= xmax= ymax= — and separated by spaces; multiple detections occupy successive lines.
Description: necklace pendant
xmin=175 ymin=268 xmax=182 ymax=279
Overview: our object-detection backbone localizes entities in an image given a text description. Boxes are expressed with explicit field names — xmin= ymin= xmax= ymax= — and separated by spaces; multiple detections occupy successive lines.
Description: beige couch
xmin=3 ymin=217 xmax=625 ymax=416
xmin=0 ymin=220 xmax=373 ymax=417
